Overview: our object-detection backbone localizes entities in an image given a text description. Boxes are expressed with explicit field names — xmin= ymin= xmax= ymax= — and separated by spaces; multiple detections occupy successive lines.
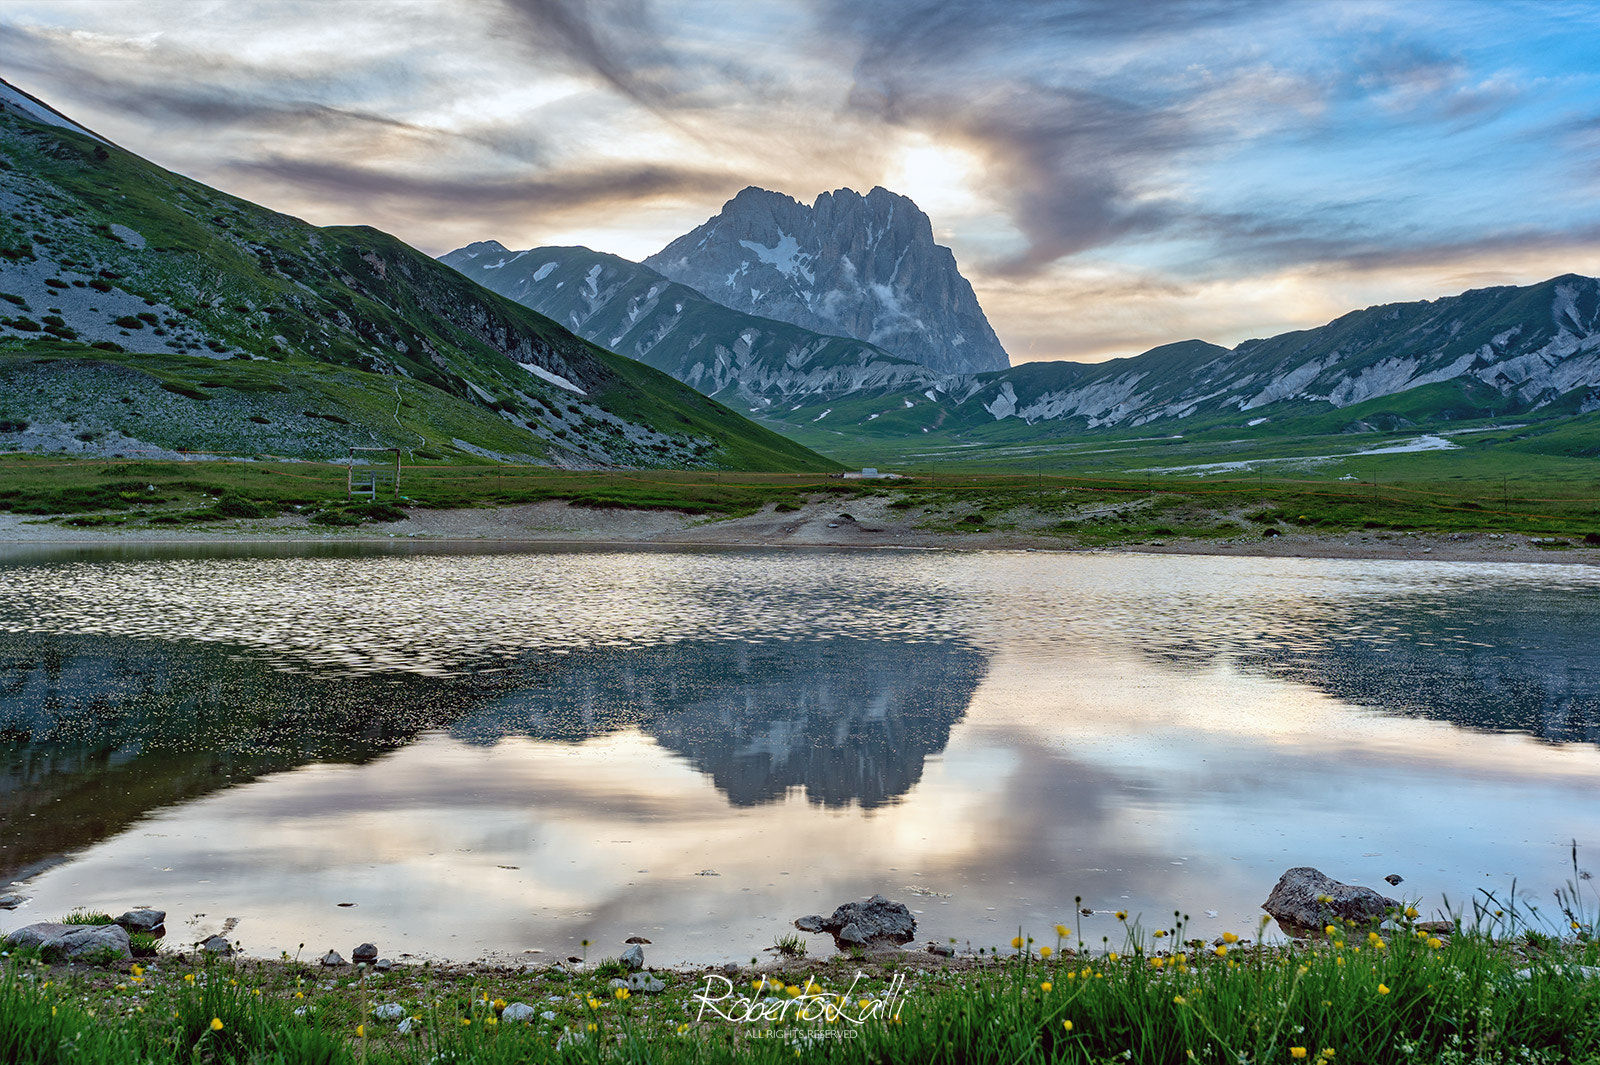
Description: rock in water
xmin=321 ymin=950 xmax=346 ymax=967
xmin=0 ymin=893 xmax=28 ymax=910
xmin=1263 ymin=867 xmax=1398 ymax=932
xmin=199 ymin=935 xmax=233 ymax=956
xmin=115 ymin=908 xmax=166 ymax=933
xmin=41 ymin=924 xmax=132 ymax=962
xmin=352 ymin=942 xmax=378 ymax=964
xmin=2 ymin=922 xmax=69 ymax=950
xmin=619 ymin=943 xmax=645 ymax=971
xmin=1384 ymin=874 xmax=1404 ymax=886
xmin=794 ymin=894 xmax=916 ymax=947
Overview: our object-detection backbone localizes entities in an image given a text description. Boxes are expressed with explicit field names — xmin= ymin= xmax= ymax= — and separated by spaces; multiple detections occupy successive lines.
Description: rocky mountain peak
xmin=644 ymin=185 xmax=1009 ymax=374
xmin=453 ymin=239 xmax=509 ymax=259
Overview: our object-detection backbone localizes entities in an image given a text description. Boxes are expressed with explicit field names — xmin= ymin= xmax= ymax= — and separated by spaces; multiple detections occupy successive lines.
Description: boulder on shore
xmin=3 ymin=922 xmax=70 ymax=950
xmin=619 ymin=943 xmax=645 ymax=971
xmin=1263 ymin=867 xmax=1398 ymax=932
xmin=794 ymin=894 xmax=916 ymax=947
xmin=42 ymin=924 xmax=132 ymax=962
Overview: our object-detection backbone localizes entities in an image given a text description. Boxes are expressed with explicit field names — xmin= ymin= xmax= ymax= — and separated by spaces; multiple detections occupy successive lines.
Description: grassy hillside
xmin=0 ymin=93 xmax=833 ymax=472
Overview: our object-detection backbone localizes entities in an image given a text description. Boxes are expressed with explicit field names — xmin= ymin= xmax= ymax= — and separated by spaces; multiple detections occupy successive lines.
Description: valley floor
xmin=2 ymin=496 xmax=1596 ymax=566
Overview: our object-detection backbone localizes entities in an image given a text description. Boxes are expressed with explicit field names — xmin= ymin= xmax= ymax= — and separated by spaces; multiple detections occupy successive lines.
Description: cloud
xmin=224 ymin=154 xmax=734 ymax=228
xmin=0 ymin=20 xmax=549 ymax=164
xmin=493 ymin=0 xmax=672 ymax=104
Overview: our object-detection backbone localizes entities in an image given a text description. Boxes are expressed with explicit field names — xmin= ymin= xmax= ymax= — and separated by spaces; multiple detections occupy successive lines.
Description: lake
xmin=2 ymin=543 xmax=1598 ymax=965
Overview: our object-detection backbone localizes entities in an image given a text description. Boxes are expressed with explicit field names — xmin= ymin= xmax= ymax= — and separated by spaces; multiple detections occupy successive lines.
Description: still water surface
xmin=2 ymin=544 xmax=1598 ymax=964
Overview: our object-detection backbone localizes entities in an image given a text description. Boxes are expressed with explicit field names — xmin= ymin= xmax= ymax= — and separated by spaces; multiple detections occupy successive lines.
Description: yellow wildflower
xmin=1040 ymin=981 xmax=1052 ymax=992
xmin=1116 ymin=911 xmax=1127 ymax=921
xmin=294 ymin=992 xmax=304 ymax=999
xmin=1291 ymin=1050 xmax=1307 ymax=1060
xmin=1321 ymin=1051 xmax=1335 ymax=1060
xmin=1426 ymin=937 xmax=1443 ymax=950
xmin=1109 ymin=952 xmax=1120 ymax=962
xmin=1377 ymin=984 xmax=1390 ymax=995
xmin=485 ymin=1016 xmax=498 ymax=1026
xmin=677 ymin=1023 xmax=690 ymax=1035
xmin=1062 ymin=1019 xmax=1074 ymax=1032
xmin=1222 ymin=933 xmax=1239 ymax=944
xmin=1011 ymin=936 xmax=1024 ymax=949
xmin=1214 ymin=945 xmax=1227 ymax=958
xmin=493 ymin=998 xmax=505 ymax=1010
xmin=1324 ymin=925 xmax=1336 ymax=936
xmin=1404 ymin=907 xmax=1418 ymax=919
xmin=1154 ymin=929 xmax=1167 ymax=938
xmin=1056 ymin=924 xmax=1069 ymax=938
xmin=184 ymin=974 xmax=196 ymax=984
xmin=209 ymin=1018 xmax=223 ymax=1032
xmin=1040 ymin=946 xmax=1053 ymax=959
xmin=614 ymin=987 xmax=630 ymax=1000
xmin=131 ymin=965 xmax=143 ymax=977
xmin=1173 ymin=995 xmax=1187 ymax=1006
xmin=356 ymin=1025 xmax=365 ymax=1038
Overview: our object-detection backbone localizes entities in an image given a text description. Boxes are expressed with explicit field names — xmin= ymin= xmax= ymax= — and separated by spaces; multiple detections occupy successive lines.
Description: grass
xmin=1 ymin=884 xmax=1596 ymax=1065
xmin=4 ymin=453 xmax=1600 ymax=543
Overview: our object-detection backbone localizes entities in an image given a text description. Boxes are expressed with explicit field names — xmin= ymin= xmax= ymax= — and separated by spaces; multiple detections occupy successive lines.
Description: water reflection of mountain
xmin=451 ymin=638 xmax=988 ymax=808
xmin=1 ymin=633 xmax=986 ymax=882
xmin=1246 ymin=587 xmax=1600 ymax=745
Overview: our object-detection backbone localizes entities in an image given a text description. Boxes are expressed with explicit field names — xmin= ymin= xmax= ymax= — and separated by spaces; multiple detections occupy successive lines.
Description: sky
xmin=3 ymin=0 xmax=1599 ymax=364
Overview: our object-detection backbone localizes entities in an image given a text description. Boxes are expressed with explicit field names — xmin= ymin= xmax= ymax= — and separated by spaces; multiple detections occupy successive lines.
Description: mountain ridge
xmin=764 ymin=273 xmax=1600 ymax=445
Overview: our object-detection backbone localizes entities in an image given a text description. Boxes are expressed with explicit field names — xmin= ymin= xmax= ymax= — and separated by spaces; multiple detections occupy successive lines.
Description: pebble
xmin=628 ymin=971 xmax=666 ymax=993
xmin=397 ymin=1017 xmax=415 ymax=1035
xmin=321 ymin=950 xmax=345 ymax=967
xmin=372 ymin=1004 xmax=406 ymax=1021
xmin=501 ymin=1002 xmax=537 ymax=1023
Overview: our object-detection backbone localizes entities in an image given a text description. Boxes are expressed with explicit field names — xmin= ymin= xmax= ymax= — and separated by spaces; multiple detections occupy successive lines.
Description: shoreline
xmin=1 ymin=497 xmax=1597 ymax=565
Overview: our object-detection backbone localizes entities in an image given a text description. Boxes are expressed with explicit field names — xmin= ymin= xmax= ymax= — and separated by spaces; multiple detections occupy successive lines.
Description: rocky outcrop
xmin=795 ymin=894 xmax=917 ymax=947
xmin=1262 ymin=867 xmax=1398 ymax=932
xmin=646 ymin=186 xmax=1010 ymax=375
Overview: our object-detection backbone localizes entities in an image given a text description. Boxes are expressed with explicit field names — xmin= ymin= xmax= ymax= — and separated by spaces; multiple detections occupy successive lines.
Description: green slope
xmin=0 ymin=86 xmax=832 ymax=472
